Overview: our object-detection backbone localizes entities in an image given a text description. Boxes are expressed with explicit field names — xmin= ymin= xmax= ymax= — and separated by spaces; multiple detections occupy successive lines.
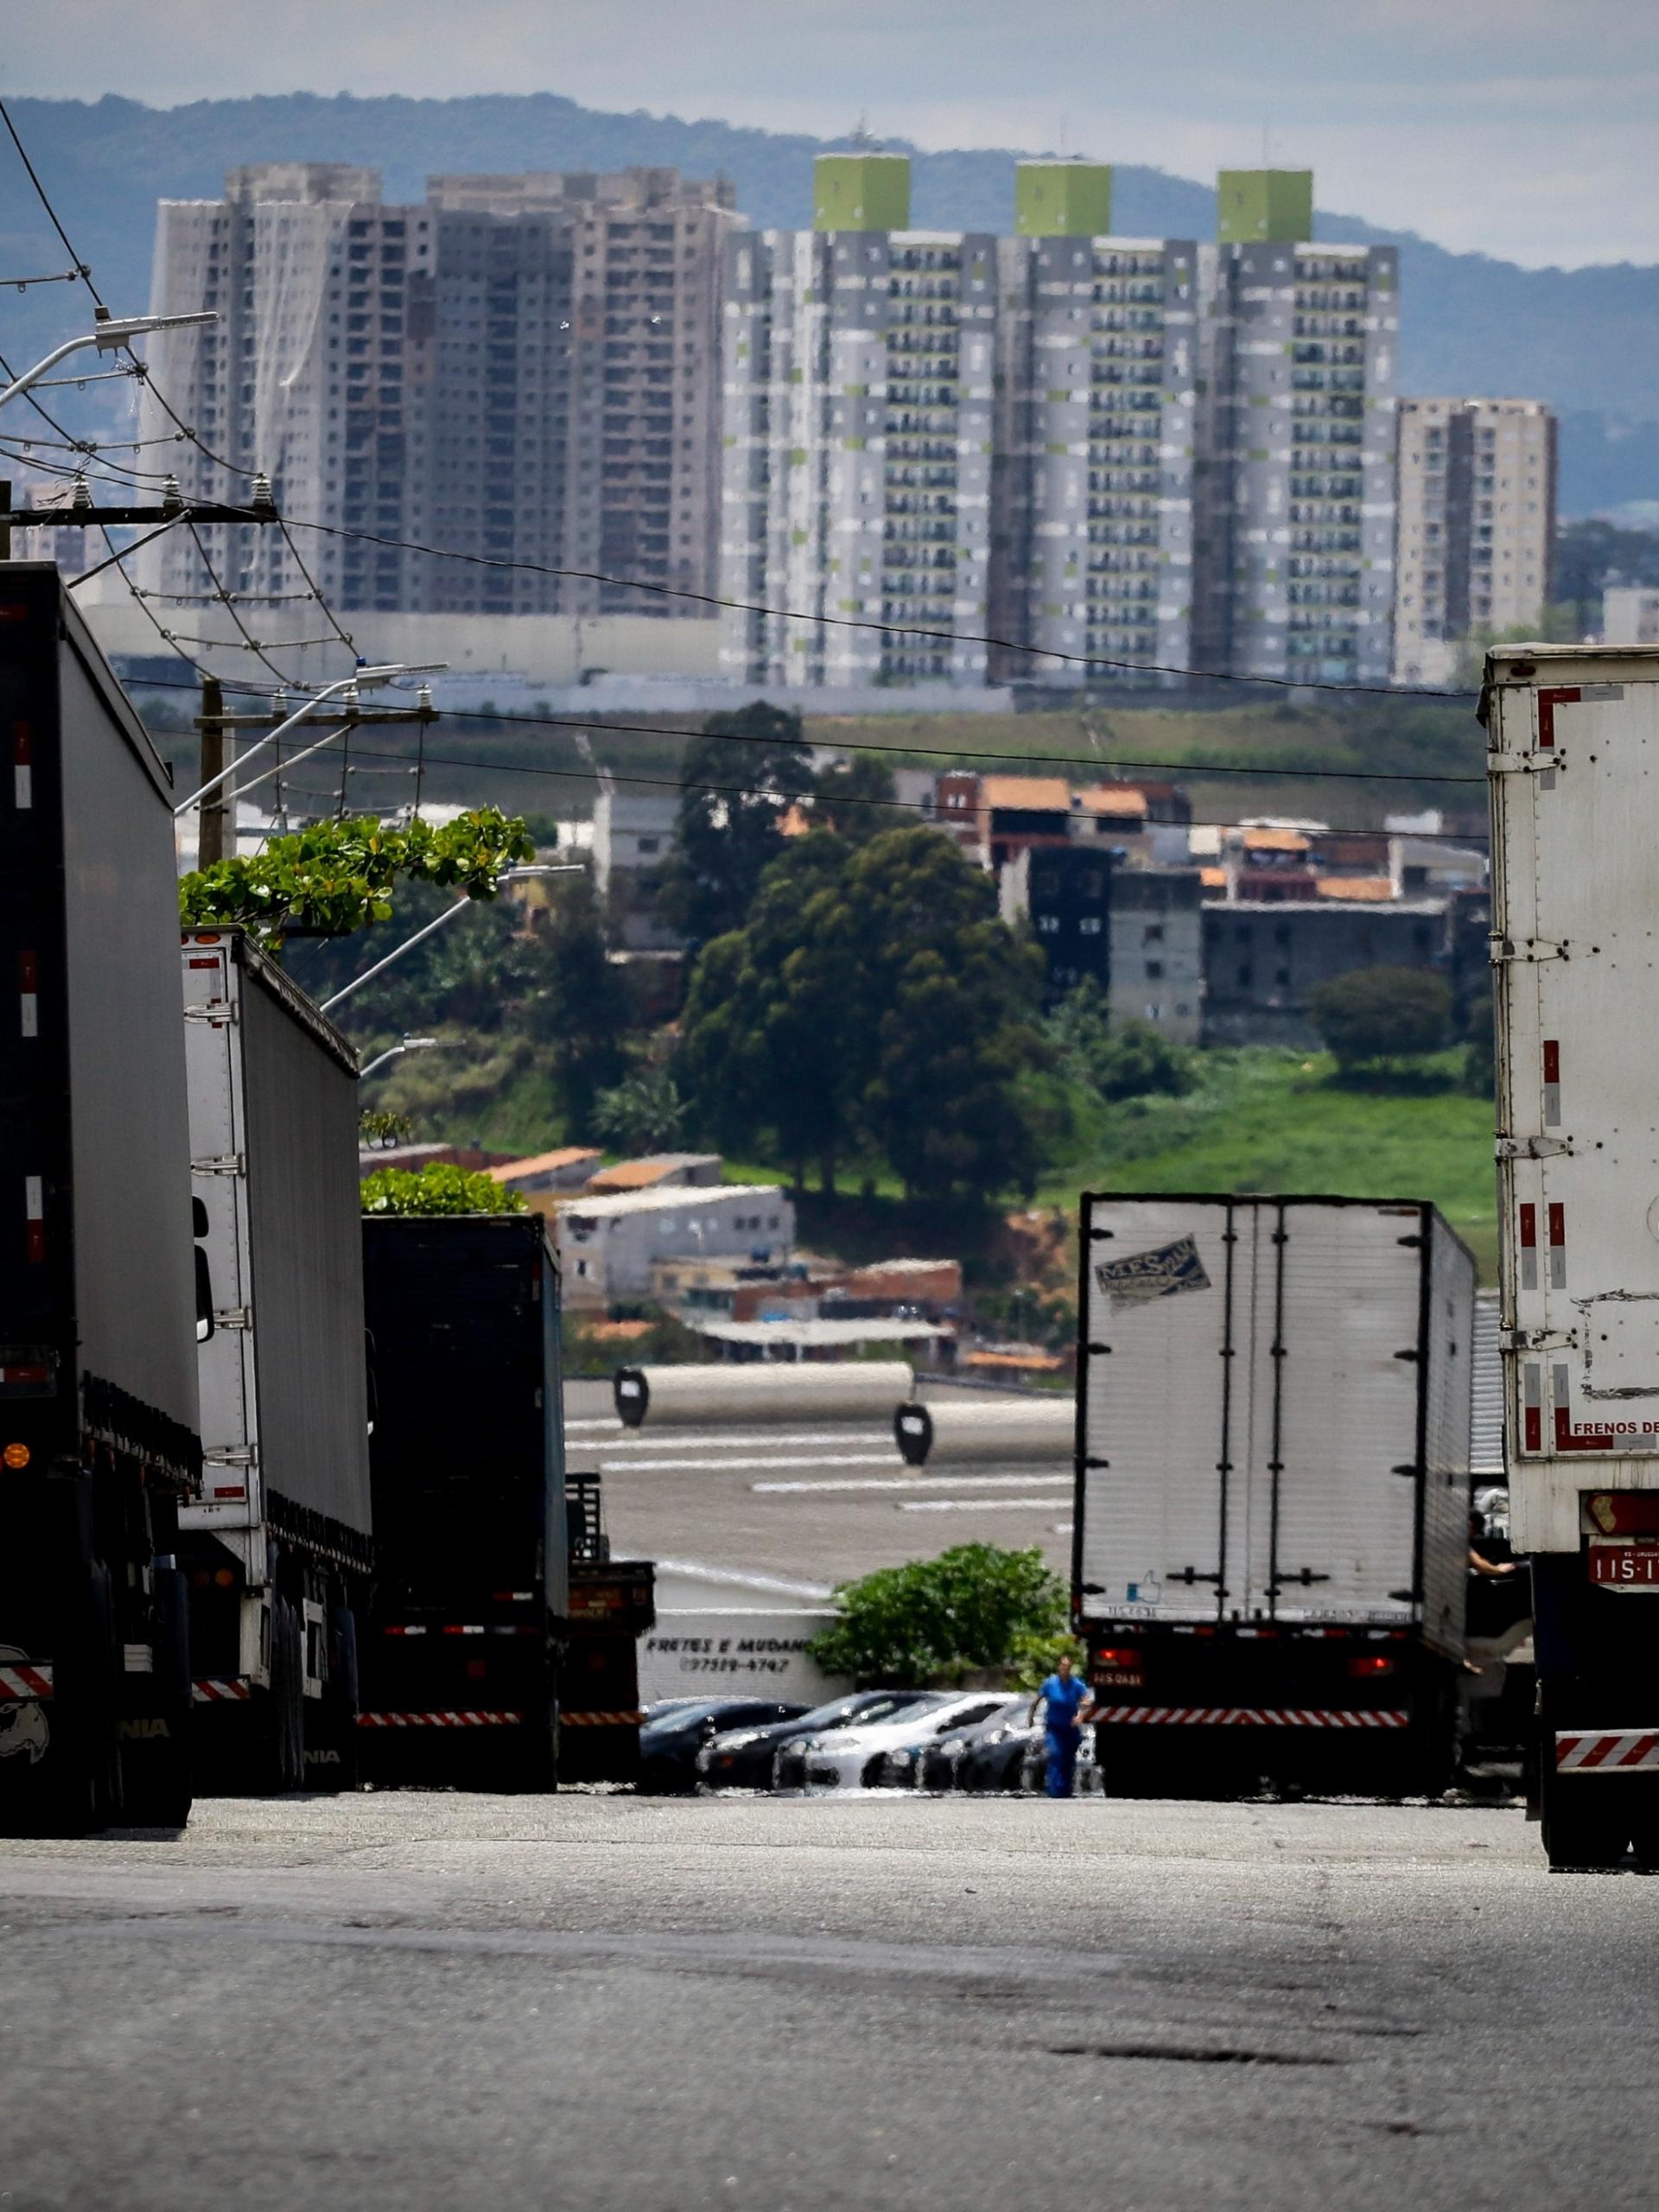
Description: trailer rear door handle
xmin=1496 ymin=1135 xmax=1573 ymax=1160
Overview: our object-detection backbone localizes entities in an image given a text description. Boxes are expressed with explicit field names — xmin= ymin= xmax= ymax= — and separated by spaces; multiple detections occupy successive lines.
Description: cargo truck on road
xmin=180 ymin=930 xmax=372 ymax=1792
xmin=0 ymin=568 xmax=203 ymax=1833
xmin=1073 ymin=1194 xmax=1477 ymax=1797
xmin=1484 ymin=645 xmax=1659 ymax=1870
xmin=359 ymin=1213 xmax=569 ymax=1789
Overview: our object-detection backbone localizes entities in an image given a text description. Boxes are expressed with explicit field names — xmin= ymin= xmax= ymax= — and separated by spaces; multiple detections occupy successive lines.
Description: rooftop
xmin=585 ymin=1153 xmax=722 ymax=1194
xmin=485 ymin=1147 xmax=601 ymax=1185
xmin=980 ymin=775 xmax=1072 ymax=812
xmin=1075 ymin=784 xmax=1149 ymax=819
xmin=1314 ymin=876 xmax=1397 ymax=903
xmin=560 ymin=1183 xmax=787 ymax=1223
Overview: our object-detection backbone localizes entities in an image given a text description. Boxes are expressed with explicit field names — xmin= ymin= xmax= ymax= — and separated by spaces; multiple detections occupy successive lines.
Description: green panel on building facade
xmin=1014 ymin=162 xmax=1113 ymax=238
xmin=1217 ymin=168 xmax=1313 ymax=245
xmin=814 ymin=153 xmax=911 ymax=232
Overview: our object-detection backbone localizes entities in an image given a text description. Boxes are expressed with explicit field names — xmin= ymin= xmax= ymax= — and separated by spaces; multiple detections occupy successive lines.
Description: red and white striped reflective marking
xmin=18 ymin=950 xmax=37 ymax=1040
xmin=1542 ymin=1039 xmax=1560 ymax=1127
xmin=1519 ymin=1202 xmax=1537 ymax=1293
xmin=191 ymin=1677 xmax=251 ymax=1704
xmin=563 ymin=1709 xmax=645 ymax=1728
xmin=1555 ymin=1728 xmax=1659 ymax=1773
xmin=1548 ymin=1202 xmax=1567 ymax=1291
xmin=1094 ymin=1707 xmax=1410 ymax=1730
xmin=12 ymin=722 xmax=32 ymax=811
xmin=0 ymin=1662 xmax=53 ymax=1701
xmin=1523 ymin=1362 xmax=1543 ymax=1454
xmin=357 ymin=1710 xmax=524 ymax=1729
xmin=23 ymin=1174 xmax=43 ymax=1265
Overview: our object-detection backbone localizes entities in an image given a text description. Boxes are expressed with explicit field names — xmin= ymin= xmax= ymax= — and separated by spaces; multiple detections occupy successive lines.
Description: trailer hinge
xmin=1500 ymin=1325 xmax=1577 ymax=1354
xmin=1487 ymin=751 xmax=1567 ymax=775
xmin=1389 ymin=1588 xmax=1422 ymax=1605
xmin=1496 ymin=1134 xmax=1573 ymax=1160
xmin=1488 ymin=936 xmax=1568 ymax=965
xmin=184 ymin=1000 xmax=238 ymax=1024
xmin=1085 ymin=1342 xmax=1112 ymax=1356
xmin=203 ymin=1446 xmax=256 ymax=1468
xmin=1392 ymin=1462 xmax=1422 ymax=1478
xmin=1083 ymin=1455 xmax=1110 ymax=1470
xmin=211 ymin=1306 xmax=251 ymax=1331
xmin=191 ymin=1154 xmax=246 ymax=1177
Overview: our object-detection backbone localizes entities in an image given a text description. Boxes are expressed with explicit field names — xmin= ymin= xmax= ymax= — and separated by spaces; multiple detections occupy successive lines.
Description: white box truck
xmin=180 ymin=930 xmax=372 ymax=1792
xmin=1074 ymin=1194 xmax=1475 ymax=1796
xmin=1484 ymin=645 xmax=1659 ymax=1869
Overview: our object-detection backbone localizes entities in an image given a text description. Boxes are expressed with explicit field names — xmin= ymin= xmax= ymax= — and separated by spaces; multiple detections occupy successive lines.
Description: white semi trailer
xmin=1484 ymin=645 xmax=1659 ymax=1869
xmin=1073 ymin=1194 xmax=1476 ymax=1796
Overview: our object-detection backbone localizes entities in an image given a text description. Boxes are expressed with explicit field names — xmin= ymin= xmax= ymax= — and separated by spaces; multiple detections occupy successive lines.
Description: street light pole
xmin=319 ymin=866 xmax=583 ymax=1016
xmin=0 ymin=309 xmax=218 ymax=412
xmin=173 ymin=662 xmax=447 ymax=818
xmin=359 ymin=1036 xmax=442 ymax=1079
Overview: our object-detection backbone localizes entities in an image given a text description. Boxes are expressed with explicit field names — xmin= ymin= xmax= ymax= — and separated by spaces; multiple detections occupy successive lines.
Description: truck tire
xmin=13 ymin=1559 xmax=121 ymax=1838
xmin=1541 ymin=1761 xmax=1630 ymax=1872
xmin=304 ymin=1602 xmax=359 ymax=1794
xmin=122 ymin=1567 xmax=194 ymax=1829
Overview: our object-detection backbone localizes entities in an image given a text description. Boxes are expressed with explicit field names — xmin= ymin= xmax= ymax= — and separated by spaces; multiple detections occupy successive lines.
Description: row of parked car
xmin=638 ymin=1689 xmax=1097 ymax=1796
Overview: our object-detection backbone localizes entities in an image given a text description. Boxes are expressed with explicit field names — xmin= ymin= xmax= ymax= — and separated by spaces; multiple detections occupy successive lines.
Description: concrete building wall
xmin=1604 ymin=587 xmax=1659 ymax=645
xmin=1393 ymin=397 xmax=1557 ymax=686
xmin=592 ymin=785 xmax=683 ymax=952
xmin=557 ymin=1185 xmax=795 ymax=1309
xmin=1108 ymin=870 xmax=1204 ymax=1043
xmin=1196 ymin=229 xmax=1398 ymax=685
xmin=1202 ymin=899 xmax=1448 ymax=1047
xmin=992 ymin=217 xmax=1198 ymax=688
xmin=141 ymin=162 xmax=734 ymax=622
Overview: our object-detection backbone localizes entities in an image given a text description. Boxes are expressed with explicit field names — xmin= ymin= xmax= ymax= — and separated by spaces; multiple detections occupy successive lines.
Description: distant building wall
xmin=1202 ymin=899 xmax=1448 ymax=1047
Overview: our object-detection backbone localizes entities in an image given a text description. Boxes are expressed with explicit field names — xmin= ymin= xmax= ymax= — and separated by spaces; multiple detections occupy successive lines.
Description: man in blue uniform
xmin=1027 ymin=1653 xmax=1094 ymax=1798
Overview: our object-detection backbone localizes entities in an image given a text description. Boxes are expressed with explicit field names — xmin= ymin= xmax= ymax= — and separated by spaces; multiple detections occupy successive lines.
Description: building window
xmin=1143 ymin=924 xmax=1164 ymax=944
xmin=636 ymin=836 xmax=660 ymax=855
xmin=1275 ymin=966 xmax=1291 ymax=987
xmin=1146 ymin=960 xmax=1164 ymax=980
xmin=1237 ymin=963 xmax=1253 ymax=988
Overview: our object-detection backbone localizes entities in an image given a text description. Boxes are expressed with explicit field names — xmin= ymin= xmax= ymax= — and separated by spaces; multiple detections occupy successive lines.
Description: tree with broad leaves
xmin=178 ymin=810 xmax=533 ymax=948
xmin=807 ymin=1544 xmax=1068 ymax=1688
xmin=656 ymin=701 xmax=814 ymax=945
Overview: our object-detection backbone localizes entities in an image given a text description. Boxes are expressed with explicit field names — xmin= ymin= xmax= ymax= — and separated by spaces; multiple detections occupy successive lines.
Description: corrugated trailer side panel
xmin=57 ymin=582 xmax=198 ymax=1440
xmin=240 ymin=950 xmax=371 ymax=1540
xmin=1420 ymin=1213 xmax=1476 ymax=1660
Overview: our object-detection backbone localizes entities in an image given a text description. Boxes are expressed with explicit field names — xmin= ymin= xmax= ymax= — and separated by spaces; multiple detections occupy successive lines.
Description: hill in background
xmin=1 ymin=91 xmax=1656 ymax=517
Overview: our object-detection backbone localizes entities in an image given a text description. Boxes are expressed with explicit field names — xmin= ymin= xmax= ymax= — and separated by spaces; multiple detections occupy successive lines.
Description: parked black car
xmin=697 ymin=1691 xmax=931 ymax=1791
xmin=637 ymin=1699 xmax=807 ymax=1795
xmin=917 ymin=1696 xmax=1036 ymax=1791
xmin=867 ymin=1696 xmax=1016 ymax=1789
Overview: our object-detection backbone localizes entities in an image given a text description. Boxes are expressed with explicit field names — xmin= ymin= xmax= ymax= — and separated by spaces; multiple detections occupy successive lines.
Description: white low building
xmin=557 ymin=1184 xmax=794 ymax=1311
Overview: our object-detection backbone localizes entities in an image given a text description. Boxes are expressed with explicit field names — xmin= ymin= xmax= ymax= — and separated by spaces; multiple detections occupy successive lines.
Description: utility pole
xmin=0 ymin=480 xmax=10 ymax=563
xmin=196 ymin=676 xmax=228 ymax=868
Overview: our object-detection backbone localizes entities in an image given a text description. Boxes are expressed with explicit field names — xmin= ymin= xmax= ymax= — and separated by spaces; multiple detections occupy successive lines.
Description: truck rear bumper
xmin=358 ymin=1709 xmax=524 ymax=1729
xmin=1555 ymin=1727 xmax=1659 ymax=1772
xmin=1095 ymin=1706 xmax=1410 ymax=1730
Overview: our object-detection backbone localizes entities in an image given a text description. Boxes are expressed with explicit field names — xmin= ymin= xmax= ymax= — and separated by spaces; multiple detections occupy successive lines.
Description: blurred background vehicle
xmin=637 ymin=1698 xmax=806 ymax=1794
xmin=772 ymin=1693 xmax=957 ymax=1791
xmin=917 ymin=1696 xmax=1035 ymax=1791
xmin=873 ymin=1696 xmax=1016 ymax=1789
xmin=697 ymin=1691 xmax=935 ymax=1791
xmin=795 ymin=1694 xmax=1006 ymax=1794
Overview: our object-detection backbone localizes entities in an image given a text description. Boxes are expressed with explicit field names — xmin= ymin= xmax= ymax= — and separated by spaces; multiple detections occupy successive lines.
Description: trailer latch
xmin=1487 ymin=751 xmax=1567 ymax=775
xmin=1495 ymin=1135 xmax=1573 ymax=1160
xmin=1488 ymin=936 xmax=1567 ymax=964
xmin=210 ymin=1307 xmax=251 ymax=1331
xmin=191 ymin=1154 xmax=246 ymax=1176
xmin=1500 ymin=1326 xmax=1576 ymax=1353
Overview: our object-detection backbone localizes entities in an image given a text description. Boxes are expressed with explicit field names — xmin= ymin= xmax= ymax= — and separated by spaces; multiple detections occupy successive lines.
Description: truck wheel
xmin=304 ymin=1603 xmax=359 ymax=1794
xmin=19 ymin=1560 xmax=121 ymax=1838
xmin=122 ymin=1568 xmax=194 ymax=1829
xmin=1542 ymin=1770 xmax=1629 ymax=1872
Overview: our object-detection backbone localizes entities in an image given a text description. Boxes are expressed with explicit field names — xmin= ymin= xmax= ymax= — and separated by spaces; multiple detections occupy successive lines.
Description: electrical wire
xmin=123 ymin=670 xmax=1485 ymax=791
xmin=0 ymin=97 xmax=103 ymax=307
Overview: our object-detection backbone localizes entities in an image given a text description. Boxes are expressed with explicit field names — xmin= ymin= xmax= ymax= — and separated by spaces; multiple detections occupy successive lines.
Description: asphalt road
xmin=3 ymin=1790 xmax=1656 ymax=2212
xmin=565 ymin=1376 xmax=1077 ymax=1592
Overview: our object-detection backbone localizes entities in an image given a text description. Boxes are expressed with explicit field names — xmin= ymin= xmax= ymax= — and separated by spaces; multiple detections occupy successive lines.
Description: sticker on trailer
xmin=1095 ymin=1234 xmax=1211 ymax=1305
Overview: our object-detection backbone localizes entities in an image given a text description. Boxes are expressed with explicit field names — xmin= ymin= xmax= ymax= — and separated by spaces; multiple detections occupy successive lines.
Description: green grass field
xmin=1037 ymin=1049 xmax=1497 ymax=1281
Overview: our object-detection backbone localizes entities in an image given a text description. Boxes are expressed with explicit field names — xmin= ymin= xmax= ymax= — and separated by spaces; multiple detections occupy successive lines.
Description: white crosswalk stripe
xmin=753 ymin=1473 xmax=1071 ymax=1495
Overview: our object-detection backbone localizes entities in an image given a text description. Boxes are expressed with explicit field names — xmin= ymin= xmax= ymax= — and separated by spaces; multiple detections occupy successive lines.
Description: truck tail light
xmin=3 ymin=1442 xmax=30 ymax=1469
xmin=1094 ymin=1645 xmax=1139 ymax=1668
xmin=1347 ymin=1655 xmax=1396 ymax=1678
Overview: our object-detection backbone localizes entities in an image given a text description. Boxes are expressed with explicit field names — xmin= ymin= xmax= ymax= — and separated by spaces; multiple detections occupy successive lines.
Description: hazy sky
xmin=8 ymin=0 xmax=1657 ymax=268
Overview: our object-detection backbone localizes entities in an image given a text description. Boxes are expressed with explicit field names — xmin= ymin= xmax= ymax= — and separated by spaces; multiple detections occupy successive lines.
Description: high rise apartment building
xmin=140 ymin=162 xmax=735 ymax=617
xmin=720 ymin=154 xmax=998 ymax=686
xmin=1193 ymin=172 xmax=1399 ymax=686
xmin=1392 ymin=397 xmax=1557 ymax=686
xmin=989 ymin=162 xmax=1198 ymax=686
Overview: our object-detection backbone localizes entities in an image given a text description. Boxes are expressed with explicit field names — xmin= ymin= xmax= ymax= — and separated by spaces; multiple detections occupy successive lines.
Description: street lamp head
xmin=498 ymin=864 xmax=585 ymax=883
xmin=93 ymin=309 xmax=217 ymax=353
xmin=353 ymin=662 xmax=448 ymax=685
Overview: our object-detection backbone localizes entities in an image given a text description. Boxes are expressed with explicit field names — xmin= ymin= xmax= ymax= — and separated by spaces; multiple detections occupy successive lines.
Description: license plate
xmin=1589 ymin=1543 xmax=1659 ymax=1587
xmin=1093 ymin=1669 xmax=1145 ymax=1690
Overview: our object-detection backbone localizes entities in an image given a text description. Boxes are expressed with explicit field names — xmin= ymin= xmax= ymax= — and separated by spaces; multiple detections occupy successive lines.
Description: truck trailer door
xmin=1078 ymin=1196 xmax=1239 ymax=1622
